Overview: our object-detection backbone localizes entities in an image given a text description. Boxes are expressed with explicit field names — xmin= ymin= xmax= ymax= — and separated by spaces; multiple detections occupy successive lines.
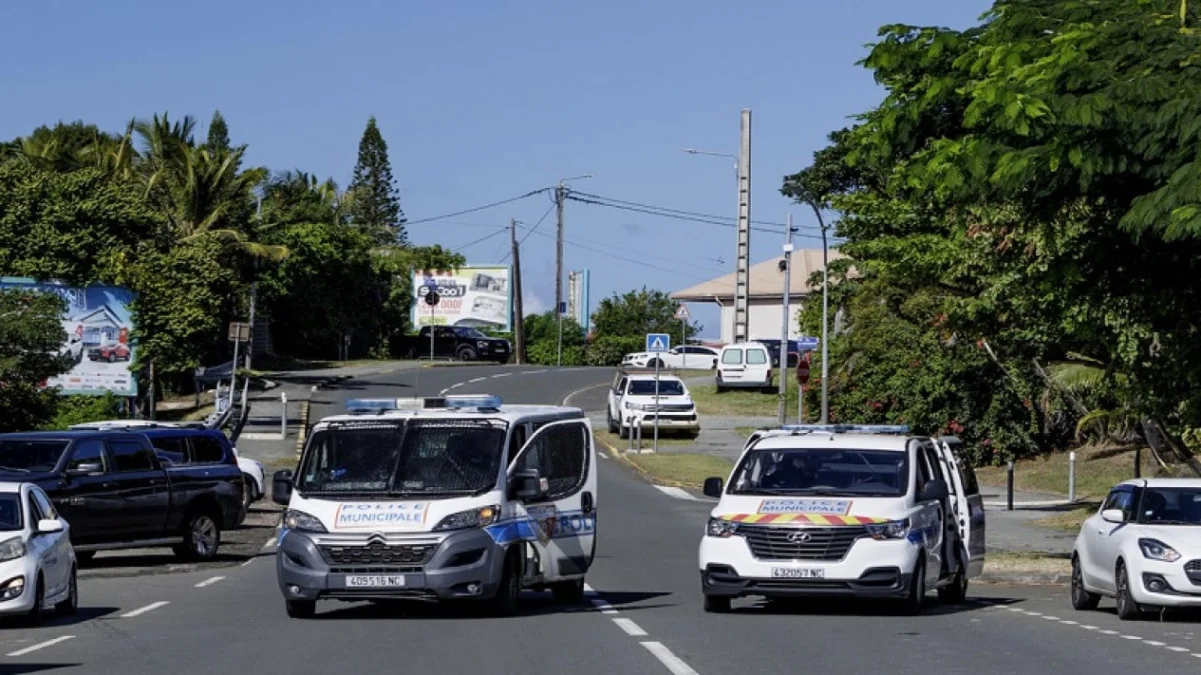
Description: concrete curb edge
xmin=590 ymin=431 xmax=705 ymax=491
xmin=977 ymin=572 xmax=1070 ymax=586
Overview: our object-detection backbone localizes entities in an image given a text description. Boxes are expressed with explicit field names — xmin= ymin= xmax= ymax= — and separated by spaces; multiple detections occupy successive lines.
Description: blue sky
xmin=2 ymin=0 xmax=991 ymax=338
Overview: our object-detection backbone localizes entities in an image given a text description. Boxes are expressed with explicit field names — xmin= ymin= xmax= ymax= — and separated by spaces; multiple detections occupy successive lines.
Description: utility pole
xmin=510 ymin=218 xmax=525 ymax=364
xmin=819 ymin=211 xmax=831 ymax=423
xmin=734 ymin=109 xmax=752 ymax=344
xmin=555 ymin=183 xmax=565 ymax=367
xmin=777 ymin=214 xmax=793 ymax=425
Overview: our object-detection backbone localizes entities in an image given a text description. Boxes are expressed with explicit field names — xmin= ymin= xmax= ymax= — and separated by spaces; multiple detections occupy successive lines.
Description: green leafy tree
xmin=348 ymin=116 xmax=406 ymax=245
xmin=0 ymin=289 xmax=72 ymax=432
xmin=591 ymin=287 xmax=699 ymax=340
xmin=205 ymin=111 xmax=230 ymax=152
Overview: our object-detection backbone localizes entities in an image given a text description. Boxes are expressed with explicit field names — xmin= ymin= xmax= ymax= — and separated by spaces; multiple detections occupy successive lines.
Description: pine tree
xmin=206 ymin=111 xmax=230 ymax=152
xmin=348 ymin=116 xmax=406 ymax=245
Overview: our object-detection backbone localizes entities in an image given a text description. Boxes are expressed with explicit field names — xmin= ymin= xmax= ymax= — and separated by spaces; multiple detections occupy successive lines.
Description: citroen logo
xmin=367 ymin=533 xmax=387 ymax=545
xmin=787 ymin=531 xmax=812 ymax=543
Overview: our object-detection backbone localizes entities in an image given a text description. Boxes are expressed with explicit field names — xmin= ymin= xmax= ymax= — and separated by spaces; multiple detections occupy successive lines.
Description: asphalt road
xmin=4 ymin=364 xmax=1201 ymax=674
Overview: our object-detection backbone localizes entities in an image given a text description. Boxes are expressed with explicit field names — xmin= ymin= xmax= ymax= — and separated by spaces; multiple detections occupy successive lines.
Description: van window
xmin=513 ymin=422 xmax=589 ymax=500
xmin=721 ymin=349 xmax=743 ymax=365
xmin=746 ymin=348 xmax=768 ymax=365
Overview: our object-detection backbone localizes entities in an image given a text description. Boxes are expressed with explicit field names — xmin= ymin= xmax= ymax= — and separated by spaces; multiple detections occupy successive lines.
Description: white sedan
xmin=1070 ymin=478 xmax=1201 ymax=620
xmin=621 ymin=345 xmax=720 ymax=370
xmin=0 ymin=481 xmax=78 ymax=624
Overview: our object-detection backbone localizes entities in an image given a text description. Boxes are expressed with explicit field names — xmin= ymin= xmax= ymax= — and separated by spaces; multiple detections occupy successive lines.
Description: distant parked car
xmin=622 ymin=345 xmax=720 ymax=370
xmin=88 ymin=341 xmax=130 ymax=363
xmin=0 ymin=481 xmax=77 ymax=624
xmin=715 ymin=343 xmax=773 ymax=392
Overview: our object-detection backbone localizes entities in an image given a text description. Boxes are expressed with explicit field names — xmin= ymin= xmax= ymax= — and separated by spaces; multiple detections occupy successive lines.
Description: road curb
xmin=978 ymin=571 xmax=1070 ymax=586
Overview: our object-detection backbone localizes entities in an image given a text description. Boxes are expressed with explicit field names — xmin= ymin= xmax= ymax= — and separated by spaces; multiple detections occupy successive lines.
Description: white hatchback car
xmin=715 ymin=343 xmax=774 ymax=392
xmin=0 ymin=481 xmax=78 ymax=624
xmin=1070 ymin=478 xmax=1201 ymax=620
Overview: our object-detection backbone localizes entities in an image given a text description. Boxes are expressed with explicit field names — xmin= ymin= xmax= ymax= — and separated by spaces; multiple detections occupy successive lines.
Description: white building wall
xmin=718 ymin=299 xmax=806 ymax=344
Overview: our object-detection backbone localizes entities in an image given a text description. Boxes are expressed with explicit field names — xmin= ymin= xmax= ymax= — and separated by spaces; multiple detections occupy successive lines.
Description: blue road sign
xmin=797 ymin=336 xmax=820 ymax=352
xmin=646 ymin=333 xmax=671 ymax=353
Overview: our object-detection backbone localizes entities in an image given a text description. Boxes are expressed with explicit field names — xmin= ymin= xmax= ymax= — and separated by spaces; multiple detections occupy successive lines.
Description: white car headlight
xmin=0 ymin=536 xmax=26 ymax=562
xmin=1139 ymin=538 xmax=1181 ymax=562
xmin=283 ymin=510 xmax=328 ymax=533
xmin=865 ymin=519 xmax=911 ymax=540
xmin=432 ymin=505 xmax=501 ymax=532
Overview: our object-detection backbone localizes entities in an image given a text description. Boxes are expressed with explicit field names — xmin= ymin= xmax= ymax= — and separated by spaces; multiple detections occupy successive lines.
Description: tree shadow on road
xmin=311 ymin=589 xmax=674 ymax=621
xmin=0 ymin=605 xmax=120 ymax=629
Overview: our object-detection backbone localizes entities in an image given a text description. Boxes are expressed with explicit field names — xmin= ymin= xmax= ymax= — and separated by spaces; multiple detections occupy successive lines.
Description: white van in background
xmin=716 ymin=343 xmax=773 ymax=392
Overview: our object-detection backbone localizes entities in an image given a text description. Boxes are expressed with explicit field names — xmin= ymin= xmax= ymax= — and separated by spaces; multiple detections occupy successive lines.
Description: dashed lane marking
xmin=584 ymin=583 xmax=702 ymax=675
xmin=641 ymin=641 xmax=700 ymax=675
xmin=121 ymin=601 xmax=169 ymax=618
xmin=998 ymin=601 xmax=1201 ymax=659
xmin=195 ymin=576 xmax=225 ymax=588
xmin=468 ymin=377 xmax=486 ymax=383
xmin=613 ymin=618 xmax=648 ymax=637
xmin=491 ymin=372 xmax=511 ymax=378
xmin=6 ymin=636 xmax=75 ymax=657
xmin=653 ymin=485 xmax=702 ymax=501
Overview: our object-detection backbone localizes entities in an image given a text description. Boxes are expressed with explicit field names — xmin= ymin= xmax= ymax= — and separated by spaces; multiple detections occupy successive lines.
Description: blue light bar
xmin=442 ymin=394 xmax=503 ymax=410
xmin=345 ymin=398 xmax=405 ymax=411
xmin=344 ymin=395 xmax=503 ymax=412
xmin=778 ymin=424 xmax=910 ymax=435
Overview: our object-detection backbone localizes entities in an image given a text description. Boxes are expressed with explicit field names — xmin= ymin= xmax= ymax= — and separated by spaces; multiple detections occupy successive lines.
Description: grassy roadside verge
xmin=592 ymin=429 xmax=733 ymax=489
xmin=688 ymin=378 xmax=800 ymax=417
xmin=975 ymin=445 xmax=1169 ymax=500
xmin=983 ymin=552 xmax=1070 ymax=579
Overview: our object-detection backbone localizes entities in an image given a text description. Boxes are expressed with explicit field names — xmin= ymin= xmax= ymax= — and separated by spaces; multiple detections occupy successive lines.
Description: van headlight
xmin=707 ymin=517 xmax=739 ymax=538
xmin=1139 ymin=538 xmax=1181 ymax=562
xmin=283 ymin=510 xmax=327 ymax=533
xmin=0 ymin=537 xmax=26 ymax=562
xmin=865 ymin=519 xmax=910 ymax=540
xmin=433 ymin=505 xmax=502 ymax=532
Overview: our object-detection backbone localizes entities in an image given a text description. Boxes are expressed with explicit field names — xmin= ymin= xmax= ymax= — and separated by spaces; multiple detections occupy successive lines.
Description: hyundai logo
xmin=786 ymin=531 xmax=812 ymax=543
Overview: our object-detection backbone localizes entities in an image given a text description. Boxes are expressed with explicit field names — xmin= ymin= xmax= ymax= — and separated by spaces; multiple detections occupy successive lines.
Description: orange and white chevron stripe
xmin=720 ymin=513 xmax=891 ymax=526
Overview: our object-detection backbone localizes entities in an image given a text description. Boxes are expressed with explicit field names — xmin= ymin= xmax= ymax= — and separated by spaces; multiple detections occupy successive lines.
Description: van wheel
xmin=703 ymin=595 xmax=731 ymax=613
xmin=174 ymin=512 xmax=221 ymax=562
xmin=938 ymin=560 xmax=968 ymax=604
xmin=551 ymin=578 xmax=585 ymax=604
xmin=488 ymin=551 xmax=522 ymax=617
xmin=901 ymin=557 xmax=926 ymax=615
xmin=286 ymin=599 xmax=316 ymax=618
xmin=1070 ymin=554 xmax=1100 ymax=611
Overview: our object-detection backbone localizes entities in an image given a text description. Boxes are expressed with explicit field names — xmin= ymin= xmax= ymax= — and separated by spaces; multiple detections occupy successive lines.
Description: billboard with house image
xmin=0 ymin=277 xmax=138 ymax=397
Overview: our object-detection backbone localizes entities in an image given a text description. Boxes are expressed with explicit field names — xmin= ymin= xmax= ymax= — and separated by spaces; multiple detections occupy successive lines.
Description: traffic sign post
xmin=674 ymin=305 xmax=690 ymax=369
xmin=645 ymin=333 xmax=671 ymax=453
xmin=424 ymin=290 xmax=441 ymax=358
xmin=228 ymin=321 xmax=250 ymax=381
xmin=797 ymin=336 xmax=819 ymax=352
xmin=796 ymin=352 xmax=812 ymax=422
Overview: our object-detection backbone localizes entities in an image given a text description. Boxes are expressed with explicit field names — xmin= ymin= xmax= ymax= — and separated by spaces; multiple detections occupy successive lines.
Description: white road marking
xmin=491 ymin=372 xmax=511 ymax=378
xmin=1167 ymin=646 xmax=1191 ymax=653
xmin=468 ymin=377 xmax=486 ymax=383
xmin=121 ymin=601 xmax=170 ymax=618
xmin=598 ymin=453 xmax=610 ymax=460
xmin=1042 ymin=615 xmax=1060 ymax=621
xmin=1120 ymin=635 xmax=1142 ymax=640
xmin=310 ymin=385 xmax=318 ymax=393
xmin=241 ymin=558 xmax=255 ymax=567
xmin=524 ymin=369 xmax=547 ymax=374
xmin=1144 ymin=640 xmax=1165 ymax=647
xmin=653 ymin=485 xmax=701 ymax=501
xmin=613 ymin=618 xmax=648 ymax=636
xmin=6 ymin=635 xmax=75 ymax=657
xmin=641 ymin=641 xmax=700 ymax=675
xmin=439 ymin=388 xmax=449 ymax=395
xmin=1080 ymin=625 xmax=1098 ymax=630
xmin=195 ymin=576 xmax=225 ymax=588
xmin=1100 ymin=629 xmax=1120 ymax=635
xmin=1059 ymin=620 xmax=1078 ymax=625
xmin=261 ymin=535 xmax=277 ymax=550
xmin=448 ymin=382 xmax=463 ymax=390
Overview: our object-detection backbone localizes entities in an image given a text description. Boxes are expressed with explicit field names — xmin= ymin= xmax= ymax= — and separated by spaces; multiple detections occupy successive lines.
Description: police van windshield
xmin=628 ymin=380 xmax=685 ymax=396
xmin=729 ymin=448 xmax=909 ymax=498
xmin=295 ymin=419 xmax=507 ymax=497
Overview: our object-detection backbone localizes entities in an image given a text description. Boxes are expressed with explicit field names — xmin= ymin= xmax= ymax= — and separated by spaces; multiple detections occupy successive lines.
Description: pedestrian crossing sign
xmin=646 ymin=333 xmax=670 ymax=353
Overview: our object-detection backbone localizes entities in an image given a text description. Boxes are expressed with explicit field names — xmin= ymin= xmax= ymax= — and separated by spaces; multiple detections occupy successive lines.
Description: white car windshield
xmin=296 ymin=419 xmax=507 ymax=497
xmin=628 ymin=380 xmax=685 ymax=396
xmin=1137 ymin=487 xmax=1201 ymax=525
xmin=730 ymin=448 xmax=909 ymax=498
xmin=0 ymin=493 xmax=21 ymax=532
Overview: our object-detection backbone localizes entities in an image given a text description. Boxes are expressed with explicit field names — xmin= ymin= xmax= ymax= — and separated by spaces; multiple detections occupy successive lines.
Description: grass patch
xmin=1034 ymin=507 xmax=1095 ymax=532
xmin=623 ymin=454 xmax=735 ymax=489
xmin=689 ymin=377 xmax=799 ymax=418
xmin=984 ymin=551 xmax=1070 ymax=575
xmin=594 ymin=428 xmax=695 ymax=450
xmin=735 ymin=426 xmax=759 ymax=438
xmin=975 ymin=446 xmax=1169 ymax=499
xmin=262 ymin=456 xmax=299 ymax=473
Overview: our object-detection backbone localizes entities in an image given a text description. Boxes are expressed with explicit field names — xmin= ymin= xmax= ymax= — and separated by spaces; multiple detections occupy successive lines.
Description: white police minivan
xmin=271 ymin=395 xmax=597 ymax=618
xmin=698 ymin=424 xmax=985 ymax=614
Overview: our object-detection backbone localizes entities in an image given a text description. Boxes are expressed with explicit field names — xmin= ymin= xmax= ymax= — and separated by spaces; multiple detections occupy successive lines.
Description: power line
xmin=567 ymin=194 xmax=786 ymax=235
xmin=407 ymin=188 xmax=550 ymax=225
xmin=525 ymin=228 xmax=710 ymax=281
xmin=498 ymin=201 xmax=557 ymax=264
xmin=570 ymin=190 xmax=819 ymax=230
xmin=515 ymin=223 xmax=724 ymax=274
xmin=452 ymin=227 xmax=508 ymax=253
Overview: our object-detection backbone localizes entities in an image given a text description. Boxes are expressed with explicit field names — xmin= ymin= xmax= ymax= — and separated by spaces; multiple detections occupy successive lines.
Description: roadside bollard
xmin=634 ymin=418 xmax=643 ymax=454
xmin=1007 ymin=460 xmax=1015 ymax=511
xmin=280 ymin=392 xmax=288 ymax=437
xmin=626 ymin=416 xmax=636 ymax=453
xmin=1068 ymin=451 xmax=1076 ymax=502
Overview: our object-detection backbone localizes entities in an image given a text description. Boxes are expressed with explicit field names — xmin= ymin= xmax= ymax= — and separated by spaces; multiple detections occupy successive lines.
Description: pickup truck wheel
xmin=457 ymin=346 xmax=477 ymax=361
xmin=175 ymin=513 xmax=221 ymax=562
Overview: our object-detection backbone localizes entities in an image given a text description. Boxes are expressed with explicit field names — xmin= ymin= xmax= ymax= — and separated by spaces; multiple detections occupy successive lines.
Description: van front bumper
xmin=276 ymin=528 xmax=507 ymax=603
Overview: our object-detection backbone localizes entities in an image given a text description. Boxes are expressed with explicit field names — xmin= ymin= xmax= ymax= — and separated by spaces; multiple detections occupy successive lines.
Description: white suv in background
xmin=606 ymin=372 xmax=700 ymax=439
xmin=716 ymin=343 xmax=773 ymax=392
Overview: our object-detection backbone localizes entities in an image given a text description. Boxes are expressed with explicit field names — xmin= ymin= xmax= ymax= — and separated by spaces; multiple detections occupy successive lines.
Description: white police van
xmin=698 ymin=424 xmax=985 ymax=614
xmin=271 ymin=394 xmax=597 ymax=618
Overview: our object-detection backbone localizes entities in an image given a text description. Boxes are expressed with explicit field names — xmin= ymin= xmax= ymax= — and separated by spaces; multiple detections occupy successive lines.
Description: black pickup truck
xmin=0 ymin=430 xmax=244 ymax=563
xmin=398 ymin=325 xmax=511 ymax=363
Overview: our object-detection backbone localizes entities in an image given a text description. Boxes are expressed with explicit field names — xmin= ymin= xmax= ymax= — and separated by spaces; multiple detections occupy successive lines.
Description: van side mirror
xmin=1100 ymin=508 xmax=1125 ymax=524
xmin=511 ymin=469 xmax=547 ymax=502
xmin=272 ymin=470 xmax=294 ymax=506
xmin=703 ymin=477 xmax=724 ymax=498
xmin=919 ymin=479 xmax=949 ymax=503
xmin=65 ymin=462 xmax=103 ymax=477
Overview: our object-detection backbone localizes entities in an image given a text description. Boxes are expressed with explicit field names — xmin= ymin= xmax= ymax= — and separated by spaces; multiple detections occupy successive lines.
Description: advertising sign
xmin=0 ymin=277 xmax=139 ymax=397
xmin=410 ymin=265 xmax=513 ymax=331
